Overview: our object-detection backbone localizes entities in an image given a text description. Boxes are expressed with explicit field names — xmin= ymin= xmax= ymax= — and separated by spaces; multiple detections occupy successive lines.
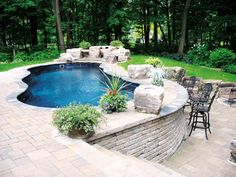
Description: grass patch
xmin=0 ymin=59 xmax=54 ymax=72
xmin=120 ymin=54 xmax=236 ymax=82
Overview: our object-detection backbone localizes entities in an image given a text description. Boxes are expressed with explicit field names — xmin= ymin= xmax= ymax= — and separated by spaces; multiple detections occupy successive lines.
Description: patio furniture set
xmin=180 ymin=76 xmax=236 ymax=140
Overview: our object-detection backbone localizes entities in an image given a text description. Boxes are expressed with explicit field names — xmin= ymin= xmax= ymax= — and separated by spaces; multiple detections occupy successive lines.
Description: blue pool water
xmin=18 ymin=63 xmax=138 ymax=108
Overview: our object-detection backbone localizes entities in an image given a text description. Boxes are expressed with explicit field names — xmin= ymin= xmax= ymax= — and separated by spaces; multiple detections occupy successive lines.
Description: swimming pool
xmin=18 ymin=63 xmax=138 ymax=108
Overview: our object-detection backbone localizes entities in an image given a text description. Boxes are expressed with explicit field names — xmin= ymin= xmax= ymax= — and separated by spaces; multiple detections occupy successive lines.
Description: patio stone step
xmin=92 ymin=144 xmax=185 ymax=177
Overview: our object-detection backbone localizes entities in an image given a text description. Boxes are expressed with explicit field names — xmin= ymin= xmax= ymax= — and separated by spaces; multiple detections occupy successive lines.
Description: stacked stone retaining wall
xmin=88 ymin=108 xmax=186 ymax=162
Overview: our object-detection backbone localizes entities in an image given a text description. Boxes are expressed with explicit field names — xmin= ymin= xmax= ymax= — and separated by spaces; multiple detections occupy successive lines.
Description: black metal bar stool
xmin=188 ymin=83 xmax=213 ymax=125
xmin=189 ymin=89 xmax=218 ymax=140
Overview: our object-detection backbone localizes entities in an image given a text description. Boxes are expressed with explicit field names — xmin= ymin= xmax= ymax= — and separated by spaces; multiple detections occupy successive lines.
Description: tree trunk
xmin=178 ymin=0 xmax=191 ymax=54
xmin=52 ymin=0 xmax=65 ymax=52
xmin=159 ymin=22 xmax=167 ymax=45
xmin=29 ymin=14 xmax=38 ymax=48
xmin=165 ymin=0 xmax=171 ymax=45
xmin=172 ymin=0 xmax=176 ymax=45
xmin=144 ymin=6 xmax=150 ymax=49
xmin=153 ymin=0 xmax=158 ymax=50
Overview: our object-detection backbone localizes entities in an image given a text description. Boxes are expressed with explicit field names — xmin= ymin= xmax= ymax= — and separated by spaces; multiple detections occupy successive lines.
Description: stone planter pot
xmin=134 ymin=85 xmax=164 ymax=114
xmin=52 ymin=112 xmax=94 ymax=139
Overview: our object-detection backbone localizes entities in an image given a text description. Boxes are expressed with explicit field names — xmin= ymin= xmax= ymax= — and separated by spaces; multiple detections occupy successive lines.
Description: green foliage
xmin=209 ymin=48 xmax=236 ymax=68
xmin=145 ymin=57 xmax=163 ymax=67
xmin=185 ymin=43 xmax=210 ymax=65
xmin=12 ymin=50 xmax=59 ymax=63
xmin=100 ymin=93 xmax=128 ymax=114
xmin=13 ymin=52 xmax=30 ymax=62
xmin=152 ymin=69 xmax=165 ymax=86
xmin=79 ymin=40 xmax=91 ymax=49
xmin=110 ymin=40 xmax=124 ymax=48
xmin=0 ymin=53 xmax=11 ymax=63
xmin=101 ymin=72 xmax=129 ymax=94
xmin=53 ymin=104 xmax=101 ymax=135
xmin=223 ymin=64 xmax=236 ymax=74
xmin=99 ymin=73 xmax=128 ymax=113
xmin=30 ymin=50 xmax=59 ymax=60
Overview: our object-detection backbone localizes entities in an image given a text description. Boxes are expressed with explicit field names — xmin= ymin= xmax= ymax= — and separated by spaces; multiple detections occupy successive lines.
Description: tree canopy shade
xmin=0 ymin=0 xmax=235 ymax=53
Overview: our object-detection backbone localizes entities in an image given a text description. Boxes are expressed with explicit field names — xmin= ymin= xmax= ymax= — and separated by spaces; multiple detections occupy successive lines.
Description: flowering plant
xmin=99 ymin=72 xmax=128 ymax=113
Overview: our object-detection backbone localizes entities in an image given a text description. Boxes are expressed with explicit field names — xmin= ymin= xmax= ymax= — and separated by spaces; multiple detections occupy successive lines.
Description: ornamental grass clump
xmin=53 ymin=104 xmax=101 ymax=136
xmin=145 ymin=57 xmax=163 ymax=67
xmin=99 ymin=73 xmax=128 ymax=114
xmin=152 ymin=68 xmax=165 ymax=87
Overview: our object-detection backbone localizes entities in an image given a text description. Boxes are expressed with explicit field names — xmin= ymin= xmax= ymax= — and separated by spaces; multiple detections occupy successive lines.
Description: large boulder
xmin=104 ymin=54 xmax=117 ymax=64
xmin=163 ymin=67 xmax=186 ymax=81
xmin=128 ymin=65 xmax=154 ymax=79
xmin=134 ymin=85 xmax=164 ymax=114
xmin=89 ymin=46 xmax=101 ymax=58
xmin=58 ymin=53 xmax=73 ymax=62
xmin=112 ymin=47 xmax=130 ymax=62
xmin=66 ymin=48 xmax=82 ymax=59
xmin=101 ymin=46 xmax=117 ymax=58
xmin=230 ymin=139 xmax=236 ymax=163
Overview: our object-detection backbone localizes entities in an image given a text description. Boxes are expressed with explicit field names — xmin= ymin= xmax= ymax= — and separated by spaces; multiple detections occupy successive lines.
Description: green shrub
xmin=0 ymin=52 xmax=11 ymax=63
xmin=79 ymin=40 xmax=91 ymax=49
xmin=13 ymin=52 xmax=30 ymax=62
xmin=223 ymin=64 xmax=236 ymax=74
xmin=209 ymin=48 xmax=236 ymax=68
xmin=100 ymin=93 xmax=128 ymax=114
xmin=145 ymin=57 xmax=163 ymax=67
xmin=185 ymin=43 xmax=210 ymax=65
xmin=110 ymin=40 xmax=124 ymax=48
xmin=30 ymin=50 xmax=59 ymax=60
xmin=53 ymin=104 xmax=101 ymax=135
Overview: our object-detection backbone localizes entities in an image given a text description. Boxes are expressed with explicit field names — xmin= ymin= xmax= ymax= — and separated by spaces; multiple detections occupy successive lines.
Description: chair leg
xmin=188 ymin=103 xmax=194 ymax=126
xmin=207 ymin=112 xmax=211 ymax=134
xmin=189 ymin=112 xmax=197 ymax=137
xmin=203 ymin=113 xmax=208 ymax=140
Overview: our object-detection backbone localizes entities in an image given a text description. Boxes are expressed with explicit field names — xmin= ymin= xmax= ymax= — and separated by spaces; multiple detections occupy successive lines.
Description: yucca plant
xmin=100 ymin=70 xmax=129 ymax=96
xmin=99 ymin=71 xmax=129 ymax=113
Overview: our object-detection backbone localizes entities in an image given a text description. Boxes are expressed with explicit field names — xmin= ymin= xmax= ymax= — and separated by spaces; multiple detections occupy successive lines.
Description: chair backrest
xmin=201 ymin=83 xmax=213 ymax=100
xmin=207 ymin=89 xmax=218 ymax=112
xmin=182 ymin=76 xmax=197 ymax=89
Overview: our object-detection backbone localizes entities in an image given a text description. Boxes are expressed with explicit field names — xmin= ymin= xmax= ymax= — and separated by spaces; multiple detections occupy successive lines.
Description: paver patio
xmin=0 ymin=67 xmax=236 ymax=177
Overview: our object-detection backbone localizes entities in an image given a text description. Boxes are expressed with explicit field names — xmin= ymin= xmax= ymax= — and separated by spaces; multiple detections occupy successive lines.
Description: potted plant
xmin=53 ymin=104 xmax=101 ymax=138
xmin=99 ymin=73 xmax=128 ymax=113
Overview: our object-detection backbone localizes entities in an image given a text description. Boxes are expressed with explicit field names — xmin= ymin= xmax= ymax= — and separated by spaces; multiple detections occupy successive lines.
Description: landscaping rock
xmin=58 ymin=53 xmax=73 ymax=62
xmin=89 ymin=46 xmax=101 ymax=58
xmin=163 ymin=67 xmax=186 ymax=80
xmin=230 ymin=139 xmax=236 ymax=163
xmin=134 ymin=85 xmax=164 ymax=114
xmin=101 ymin=46 xmax=117 ymax=58
xmin=104 ymin=54 xmax=117 ymax=64
xmin=112 ymin=48 xmax=130 ymax=62
xmin=128 ymin=65 xmax=154 ymax=79
xmin=66 ymin=48 xmax=82 ymax=59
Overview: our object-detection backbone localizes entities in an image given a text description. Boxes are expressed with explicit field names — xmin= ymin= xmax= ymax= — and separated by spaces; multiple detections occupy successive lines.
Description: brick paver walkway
xmin=163 ymin=100 xmax=236 ymax=177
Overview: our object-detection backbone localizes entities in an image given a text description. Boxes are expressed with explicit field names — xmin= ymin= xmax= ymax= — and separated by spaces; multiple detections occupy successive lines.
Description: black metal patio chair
xmin=188 ymin=83 xmax=213 ymax=125
xmin=188 ymin=88 xmax=218 ymax=140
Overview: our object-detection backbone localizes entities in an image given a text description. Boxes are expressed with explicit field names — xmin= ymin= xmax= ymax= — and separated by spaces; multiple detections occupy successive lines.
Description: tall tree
xmin=178 ymin=0 xmax=191 ymax=54
xmin=52 ymin=0 xmax=65 ymax=51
